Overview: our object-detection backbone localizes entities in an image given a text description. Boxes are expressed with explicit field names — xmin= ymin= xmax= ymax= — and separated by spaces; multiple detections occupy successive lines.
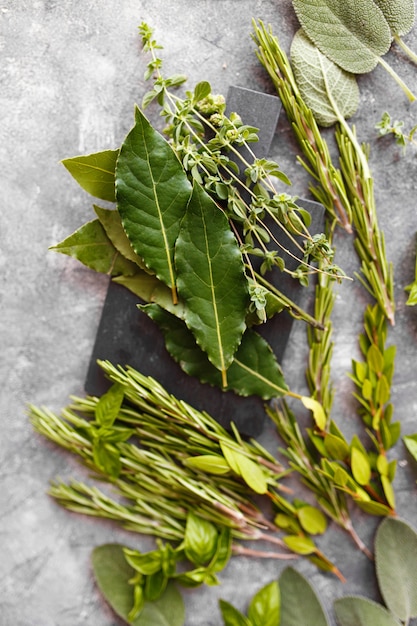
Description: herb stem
xmin=378 ymin=56 xmax=416 ymax=102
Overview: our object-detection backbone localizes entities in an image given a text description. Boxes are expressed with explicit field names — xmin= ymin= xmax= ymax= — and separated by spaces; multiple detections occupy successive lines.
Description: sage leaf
xmin=247 ymin=581 xmax=280 ymax=626
xmin=290 ymin=29 xmax=359 ymax=127
xmin=279 ymin=566 xmax=330 ymax=626
xmin=62 ymin=149 xmax=118 ymax=202
xmin=372 ymin=0 xmax=415 ymax=36
xmin=141 ymin=304 xmax=288 ymax=399
xmin=333 ymin=596 xmax=401 ymax=626
xmin=175 ymin=183 xmax=249 ymax=385
xmin=219 ymin=599 xmax=252 ymax=626
xmin=116 ymin=107 xmax=192 ymax=300
xmin=292 ymin=0 xmax=392 ymax=74
xmin=94 ymin=205 xmax=148 ymax=269
xmin=91 ymin=544 xmax=185 ymax=626
xmin=375 ymin=517 xmax=417 ymax=621
xmin=50 ymin=219 xmax=138 ymax=276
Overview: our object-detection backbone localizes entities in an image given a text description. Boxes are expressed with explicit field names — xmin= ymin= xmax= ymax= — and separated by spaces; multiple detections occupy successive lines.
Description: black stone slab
xmin=85 ymin=86 xmax=324 ymax=437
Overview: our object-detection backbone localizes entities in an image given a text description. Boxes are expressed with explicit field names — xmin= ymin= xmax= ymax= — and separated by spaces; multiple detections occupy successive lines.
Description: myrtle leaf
xmin=292 ymin=0 xmax=392 ymax=74
xmin=140 ymin=304 xmax=288 ymax=400
xmin=334 ymin=596 xmax=401 ymax=626
xmin=116 ymin=107 xmax=192 ymax=299
xmin=403 ymin=433 xmax=417 ymax=461
xmin=283 ymin=535 xmax=316 ymax=555
xmin=175 ymin=182 xmax=249 ymax=384
xmin=297 ymin=505 xmax=327 ymax=535
xmin=279 ymin=566 xmax=330 ymax=626
xmin=351 ymin=446 xmax=371 ymax=486
xmin=220 ymin=442 xmax=268 ymax=494
xmin=290 ymin=29 xmax=359 ymax=127
xmin=301 ymin=396 xmax=326 ymax=430
xmin=62 ymin=149 xmax=118 ymax=202
xmin=375 ymin=517 xmax=417 ymax=621
xmin=184 ymin=455 xmax=231 ymax=475
xmin=50 ymin=219 xmax=138 ymax=276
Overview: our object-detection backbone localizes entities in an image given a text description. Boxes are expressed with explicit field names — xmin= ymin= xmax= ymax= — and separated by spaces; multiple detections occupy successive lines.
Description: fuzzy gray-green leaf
xmin=375 ymin=517 xmax=417 ymax=621
xmin=279 ymin=566 xmax=330 ymax=626
xmin=334 ymin=596 xmax=401 ymax=626
xmin=292 ymin=0 xmax=392 ymax=73
xmin=372 ymin=0 xmax=415 ymax=36
xmin=291 ymin=29 xmax=359 ymax=127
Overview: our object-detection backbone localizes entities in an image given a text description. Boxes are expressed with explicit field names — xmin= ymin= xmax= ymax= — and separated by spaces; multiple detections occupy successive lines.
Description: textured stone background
xmin=2 ymin=1 xmax=417 ymax=624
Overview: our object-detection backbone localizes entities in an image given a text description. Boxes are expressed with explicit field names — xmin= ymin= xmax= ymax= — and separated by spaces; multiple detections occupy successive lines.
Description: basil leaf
xmin=219 ymin=599 xmax=252 ymax=626
xmin=175 ymin=182 xmax=249 ymax=383
xmin=247 ymin=581 xmax=280 ymax=626
xmin=375 ymin=517 xmax=417 ymax=621
xmin=116 ymin=107 xmax=192 ymax=297
xmin=184 ymin=511 xmax=219 ymax=566
xmin=95 ymin=383 xmax=124 ymax=428
xmin=333 ymin=596 xmax=401 ymax=626
xmin=290 ymin=29 xmax=359 ymax=127
xmin=403 ymin=433 xmax=417 ymax=461
xmin=292 ymin=0 xmax=392 ymax=73
xmin=279 ymin=566 xmax=330 ymax=626
xmin=50 ymin=219 xmax=138 ymax=276
xmin=141 ymin=304 xmax=287 ymax=399
xmin=62 ymin=149 xmax=118 ymax=202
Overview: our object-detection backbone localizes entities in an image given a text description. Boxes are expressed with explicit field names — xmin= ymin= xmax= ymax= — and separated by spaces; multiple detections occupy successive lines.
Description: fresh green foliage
xmin=403 ymin=433 xmax=417 ymax=461
xmin=219 ymin=581 xmax=280 ymax=626
xmin=405 ymin=235 xmax=417 ymax=305
xmin=291 ymin=0 xmax=415 ymax=100
xmin=92 ymin=544 xmax=185 ymax=625
xmin=376 ymin=111 xmax=417 ymax=151
xmin=290 ymin=29 xmax=359 ymax=128
xmin=175 ymin=182 xmax=249 ymax=384
xmin=62 ymin=149 xmax=118 ymax=202
xmin=280 ymin=566 xmax=330 ymax=626
xmin=334 ymin=597 xmax=402 ymax=626
xmin=116 ymin=107 xmax=192 ymax=302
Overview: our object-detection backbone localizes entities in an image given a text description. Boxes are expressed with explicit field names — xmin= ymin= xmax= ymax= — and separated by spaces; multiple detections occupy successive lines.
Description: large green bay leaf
xmin=290 ymin=29 xmax=359 ymax=127
xmin=279 ymin=566 xmax=330 ymax=626
xmin=116 ymin=107 xmax=192 ymax=297
xmin=62 ymin=149 xmax=118 ymax=202
xmin=175 ymin=183 xmax=249 ymax=382
xmin=94 ymin=205 xmax=148 ymax=269
xmin=50 ymin=219 xmax=138 ymax=276
xmin=292 ymin=0 xmax=392 ymax=73
xmin=372 ymin=0 xmax=415 ymax=36
xmin=375 ymin=517 xmax=417 ymax=621
xmin=333 ymin=596 xmax=401 ymax=626
xmin=91 ymin=544 xmax=185 ymax=626
xmin=114 ymin=273 xmax=186 ymax=318
xmin=141 ymin=303 xmax=288 ymax=399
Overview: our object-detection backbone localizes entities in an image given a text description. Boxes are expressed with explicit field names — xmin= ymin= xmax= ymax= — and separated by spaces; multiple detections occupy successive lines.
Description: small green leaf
xmin=248 ymin=581 xmax=280 ymax=626
xmin=367 ymin=344 xmax=384 ymax=374
xmin=324 ymin=433 xmax=350 ymax=460
xmin=219 ymin=599 xmax=252 ymax=626
xmin=50 ymin=219 xmax=138 ymax=276
xmin=283 ymin=535 xmax=316 ymax=555
xmin=301 ymin=396 xmax=326 ymax=430
xmin=279 ymin=566 xmax=330 ymax=626
xmin=92 ymin=441 xmax=121 ymax=478
xmin=193 ymin=80 xmax=212 ymax=102
xmin=375 ymin=517 xmax=417 ymax=621
xmin=220 ymin=444 xmax=268 ymax=494
xmin=356 ymin=500 xmax=393 ymax=516
xmin=351 ymin=446 xmax=371 ymax=486
xmin=184 ymin=511 xmax=218 ymax=566
xmin=298 ymin=505 xmax=327 ymax=535
xmin=124 ymin=548 xmax=163 ymax=576
xmin=95 ymin=383 xmax=124 ymax=428
xmin=144 ymin=569 xmax=168 ymax=602
xmin=184 ymin=454 xmax=231 ymax=475
xmin=380 ymin=475 xmax=395 ymax=510
xmin=403 ymin=433 xmax=417 ymax=461
xmin=334 ymin=596 xmax=402 ymax=626
xmin=62 ymin=149 xmax=118 ymax=202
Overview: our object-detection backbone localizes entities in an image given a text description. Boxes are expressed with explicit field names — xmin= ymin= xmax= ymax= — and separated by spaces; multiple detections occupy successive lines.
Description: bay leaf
xmin=114 ymin=274 xmax=186 ymax=318
xmin=279 ymin=566 xmax=330 ymax=626
xmin=334 ymin=596 xmax=401 ymax=626
xmin=116 ymin=107 xmax=192 ymax=299
xmin=94 ymin=205 xmax=148 ymax=269
xmin=62 ymin=149 xmax=118 ymax=202
xmin=50 ymin=219 xmax=138 ymax=276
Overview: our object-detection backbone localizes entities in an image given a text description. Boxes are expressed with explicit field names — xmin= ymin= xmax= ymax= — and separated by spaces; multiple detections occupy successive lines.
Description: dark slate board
xmin=85 ymin=86 xmax=324 ymax=437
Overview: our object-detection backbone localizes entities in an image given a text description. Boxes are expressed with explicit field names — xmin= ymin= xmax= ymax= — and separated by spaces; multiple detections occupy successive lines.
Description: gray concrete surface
xmin=2 ymin=1 xmax=417 ymax=624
